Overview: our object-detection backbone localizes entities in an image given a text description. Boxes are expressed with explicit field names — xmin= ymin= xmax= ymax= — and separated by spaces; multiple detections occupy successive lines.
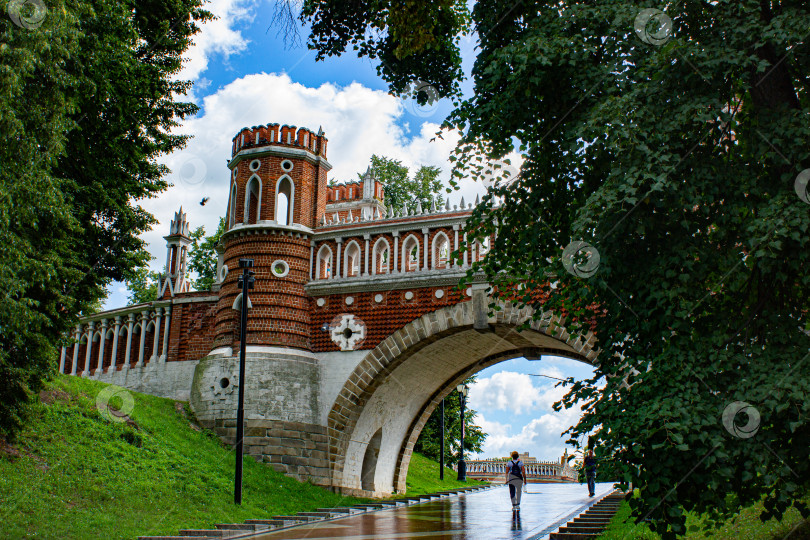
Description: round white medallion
xmin=316 ymin=298 xmax=326 ymax=307
xmin=345 ymin=296 xmax=354 ymax=306
xmin=434 ymin=289 xmax=445 ymax=299
xmin=249 ymin=159 xmax=261 ymax=172
xmin=281 ymin=160 xmax=294 ymax=172
xmin=271 ymin=259 xmax=290 ymax=278
xmin=218 ymin=265 xmax=229 ymax=282
xmin=465 ymin=287 xmax=472 ymax=297
xmin=374 ymin=293 xmax=384 ymax=303
xmin=404 ymin=291 xmax=414 ymax=300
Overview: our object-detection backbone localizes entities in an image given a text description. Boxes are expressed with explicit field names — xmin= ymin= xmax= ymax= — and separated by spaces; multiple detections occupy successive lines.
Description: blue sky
xmin=104 ymin=0 xmax=596 ymax=462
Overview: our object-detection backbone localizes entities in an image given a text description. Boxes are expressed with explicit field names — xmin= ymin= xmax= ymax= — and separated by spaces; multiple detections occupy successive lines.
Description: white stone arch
xmin=343 ymin=240 xmax=362 ymax=278
xmin=316 ymin=244 xmax=333 ymax=280
xmin=228 ymin=182 xmax=237 ymax=228
xmin=431 ymin=231 xmax=451 ymax=269
xmin=327 ymin=299 xmax=599 ymax=495
xmin=372 ymin=237 xmax=391 ymax=275
xmin=244 ymin=174 xmax=262 ymax=224
xmin=275 ymin=175 xmax=295 ymax=226
xmin=105 ymin=328 xmax=116 ymax=340
xmin=400 ymin=234 xmax=420 ymax=272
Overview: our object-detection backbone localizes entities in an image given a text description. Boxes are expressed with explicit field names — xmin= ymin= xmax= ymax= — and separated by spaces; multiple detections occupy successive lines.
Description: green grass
xmin=0 ymin=375 xmax=368 ymax=539
xmin=598 ymin=496 xmax=810 ymax=539
xmin=402 ymin=451 xmax=485 ymax=496
xmin=0 ymin=375 xmax=486 ymax=539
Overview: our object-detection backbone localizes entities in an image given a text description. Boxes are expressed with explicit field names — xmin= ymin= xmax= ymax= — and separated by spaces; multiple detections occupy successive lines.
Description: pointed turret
xmin=159 ymin=207 xmax=193 ymax=298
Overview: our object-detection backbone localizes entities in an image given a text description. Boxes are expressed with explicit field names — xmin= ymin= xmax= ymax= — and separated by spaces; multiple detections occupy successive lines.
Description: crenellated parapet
xmin=231 ymin=123 xmax=328 ymax=159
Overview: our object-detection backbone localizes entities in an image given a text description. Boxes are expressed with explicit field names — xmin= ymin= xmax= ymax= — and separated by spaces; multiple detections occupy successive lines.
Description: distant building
xmin=466 ymin=451 xmax=577 ymax=483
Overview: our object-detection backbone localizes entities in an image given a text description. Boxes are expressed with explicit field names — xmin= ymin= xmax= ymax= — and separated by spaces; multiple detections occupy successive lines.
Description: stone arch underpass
xmin=326 ymin=298 xmax=599 ymax=496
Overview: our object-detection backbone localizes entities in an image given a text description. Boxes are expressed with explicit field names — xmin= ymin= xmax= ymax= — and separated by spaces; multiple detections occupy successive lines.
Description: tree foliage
xmin=362 ymin=154 xmax=443 ymax=213
xmin=188 ymin=217 xmax=226 ymax=291
xmin=413 ymin=376 xmax=486 ymax=466
xmin=124 ymin=267 xmax=161 ymax=305
xmin=301 ymin=1 xmax=810 ymax=536
xmin=0 ymin=0 xmax=209 ymax=439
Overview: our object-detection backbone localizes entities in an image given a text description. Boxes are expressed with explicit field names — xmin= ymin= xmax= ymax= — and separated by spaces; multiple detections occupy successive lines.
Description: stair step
xmin=558 ymin=526 xmax=605 ymax=534
xmin=550 ymin=533 xmax=601 ymax=540
xmin=297 ymin=512 xmax=335 ymax=518
xmin=178 ymin=530 xmax=231 ymax=537
xmin=318 ymin=507 xmax=364 ymax=514
xmin=272 ymin=515 xmax=319 ymax=523
xmin=244 ymin=519 xmax=284 ymax=527
xmin=215 ymin=524 xmax=267 ymax=531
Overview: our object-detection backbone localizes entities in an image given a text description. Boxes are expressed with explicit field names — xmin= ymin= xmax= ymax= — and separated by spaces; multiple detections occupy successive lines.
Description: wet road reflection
xmin=250 ymin=482 xmax=616 ymax=539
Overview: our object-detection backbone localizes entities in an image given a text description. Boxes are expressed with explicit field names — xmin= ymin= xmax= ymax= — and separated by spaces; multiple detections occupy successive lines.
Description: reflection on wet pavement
xmin=250 ymin=482 xmax=616 ymax=539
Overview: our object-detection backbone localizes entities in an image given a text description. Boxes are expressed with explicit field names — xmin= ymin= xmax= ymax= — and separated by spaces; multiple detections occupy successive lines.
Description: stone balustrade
xmin=58 ymin=302 xmax=172 ymax=377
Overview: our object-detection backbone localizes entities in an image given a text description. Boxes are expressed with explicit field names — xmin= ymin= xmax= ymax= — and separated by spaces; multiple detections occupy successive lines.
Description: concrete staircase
xmin=136 ymin=485 xmax=491 ymax=539
xmin=548 ymin=491 xmax=625 ymax=539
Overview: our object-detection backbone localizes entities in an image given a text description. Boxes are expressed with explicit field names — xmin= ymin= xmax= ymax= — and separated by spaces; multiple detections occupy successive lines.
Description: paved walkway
xmin=249 ymin=482 xmax=616 ymax=539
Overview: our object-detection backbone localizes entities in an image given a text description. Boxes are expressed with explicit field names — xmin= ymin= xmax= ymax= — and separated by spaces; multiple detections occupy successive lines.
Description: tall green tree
xmin=362 ymin=155 xmax=444 ymax=213
xmin=413 ymin=376 xmax=486 ymax=466
xmin=300 ymin=1 xmax=810 ymax=536
xmin=188 ymin=217 xmax=226 ymax=291
xmin=0 ymin=0 xmax=210 ymax=439
xmin=124 ymin=267 xmax=162 ymax=305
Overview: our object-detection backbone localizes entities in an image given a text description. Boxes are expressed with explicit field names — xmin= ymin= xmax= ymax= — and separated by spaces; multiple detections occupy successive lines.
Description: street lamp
xmin=234 ymin=258 xmax=254 ymax=505
xmin=456 ymin=383 xmax=469 ymax=481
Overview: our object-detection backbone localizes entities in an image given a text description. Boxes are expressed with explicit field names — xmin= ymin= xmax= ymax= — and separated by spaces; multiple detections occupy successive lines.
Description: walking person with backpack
xmin=584 ymin=449 xmax=597 ymax=497
xmin=505 ymin=451 xmax=526 ymax=513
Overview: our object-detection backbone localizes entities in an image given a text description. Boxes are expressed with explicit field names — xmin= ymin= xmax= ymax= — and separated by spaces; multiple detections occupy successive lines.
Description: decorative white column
xmin=96 ymin=319 xmax=108 ymax=376
xmin=110 ymin=316 xmax=121 ymax=371
xmin=309 ymin=241 xmax=315 ymax=280
xmin=59 ymin=346 xmax=67 ymax=374
xmin=422 ymin=228 xmax=429 ymax=270
xmin=151 ymin=308 xmax=162 ymax=362
xmin=363 ymin=235 xmax=370 ymax=276
xmin=82 ymin=321 xmax=95 ymax=376
xmin=335 ymin=238 xmax=342 ymax=279
xmin=123 ymin=313 xmax=135 ymax=370
xmin=453 ymin=225 xmax=460 ymax=268
xmin=463 ymin=232 xmax=468 ymax=268
xmin=160 ymin=306 xmax=171 ymax=362
xmin=392 ymin=232 xmax=400 ymax=273
xmin=136 ymin=310 xmax=149 ymax=366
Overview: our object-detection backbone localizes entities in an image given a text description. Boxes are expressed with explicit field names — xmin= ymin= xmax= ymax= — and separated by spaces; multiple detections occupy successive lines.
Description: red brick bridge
xmin=58 ymin=123 xmax=599 ymax=496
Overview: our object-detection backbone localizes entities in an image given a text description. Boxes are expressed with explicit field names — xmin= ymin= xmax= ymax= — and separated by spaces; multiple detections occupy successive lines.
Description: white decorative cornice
xmin=229 ymin=144 xmax=332 ymax=171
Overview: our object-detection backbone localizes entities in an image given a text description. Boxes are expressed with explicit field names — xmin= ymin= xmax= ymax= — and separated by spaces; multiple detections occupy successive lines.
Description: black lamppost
xmin=234 ymin=258 xmax=254 ymax=504
xmin=456 ymin=383 xmax=469 ymax=481
xmin=439 ymin=398 xmax=445 ymax=480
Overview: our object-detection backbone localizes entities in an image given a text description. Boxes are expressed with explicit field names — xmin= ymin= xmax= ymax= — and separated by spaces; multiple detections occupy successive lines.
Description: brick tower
xmin=190 ymin=123 xmax=334 ymax=478
xmin=213 ymin=123 xmax=331 ymax=352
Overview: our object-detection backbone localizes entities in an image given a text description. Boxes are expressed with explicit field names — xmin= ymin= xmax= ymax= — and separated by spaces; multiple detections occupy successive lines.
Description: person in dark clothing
xmin=505 ymin=450 xmax=526 ymax=512
xmin=584 ymin=449 xmax=597 ymax=496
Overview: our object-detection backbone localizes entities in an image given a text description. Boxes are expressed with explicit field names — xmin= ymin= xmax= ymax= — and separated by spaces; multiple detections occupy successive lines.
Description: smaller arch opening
xmin=344 ymin=242 xmax=361 ymax=278
xmin=245 ymin=177 xmax=261 ymax=224
xmin=276 ymin=176 xmax=293 ymax=225
xmin=361 ymin=428 xmax=383 ymax=492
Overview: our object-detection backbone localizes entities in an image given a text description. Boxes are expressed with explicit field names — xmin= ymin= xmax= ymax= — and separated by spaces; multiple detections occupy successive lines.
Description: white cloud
xmin=469 ymin=370 xmax=568 ymax=415
xmin=471 ymin=409 xmax=585 ymax=461
xmin=179 ymin=0 xmax=257 ymax=84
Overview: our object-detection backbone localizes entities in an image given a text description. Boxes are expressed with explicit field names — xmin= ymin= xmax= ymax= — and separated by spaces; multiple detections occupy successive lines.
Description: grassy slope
xmin=403 ymin=451 xmax=485 ymax=495
xmin=599 ymin=498 xmax=810 ymax=539
xmin=0 ymin=376 xmax=483 ymax=539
